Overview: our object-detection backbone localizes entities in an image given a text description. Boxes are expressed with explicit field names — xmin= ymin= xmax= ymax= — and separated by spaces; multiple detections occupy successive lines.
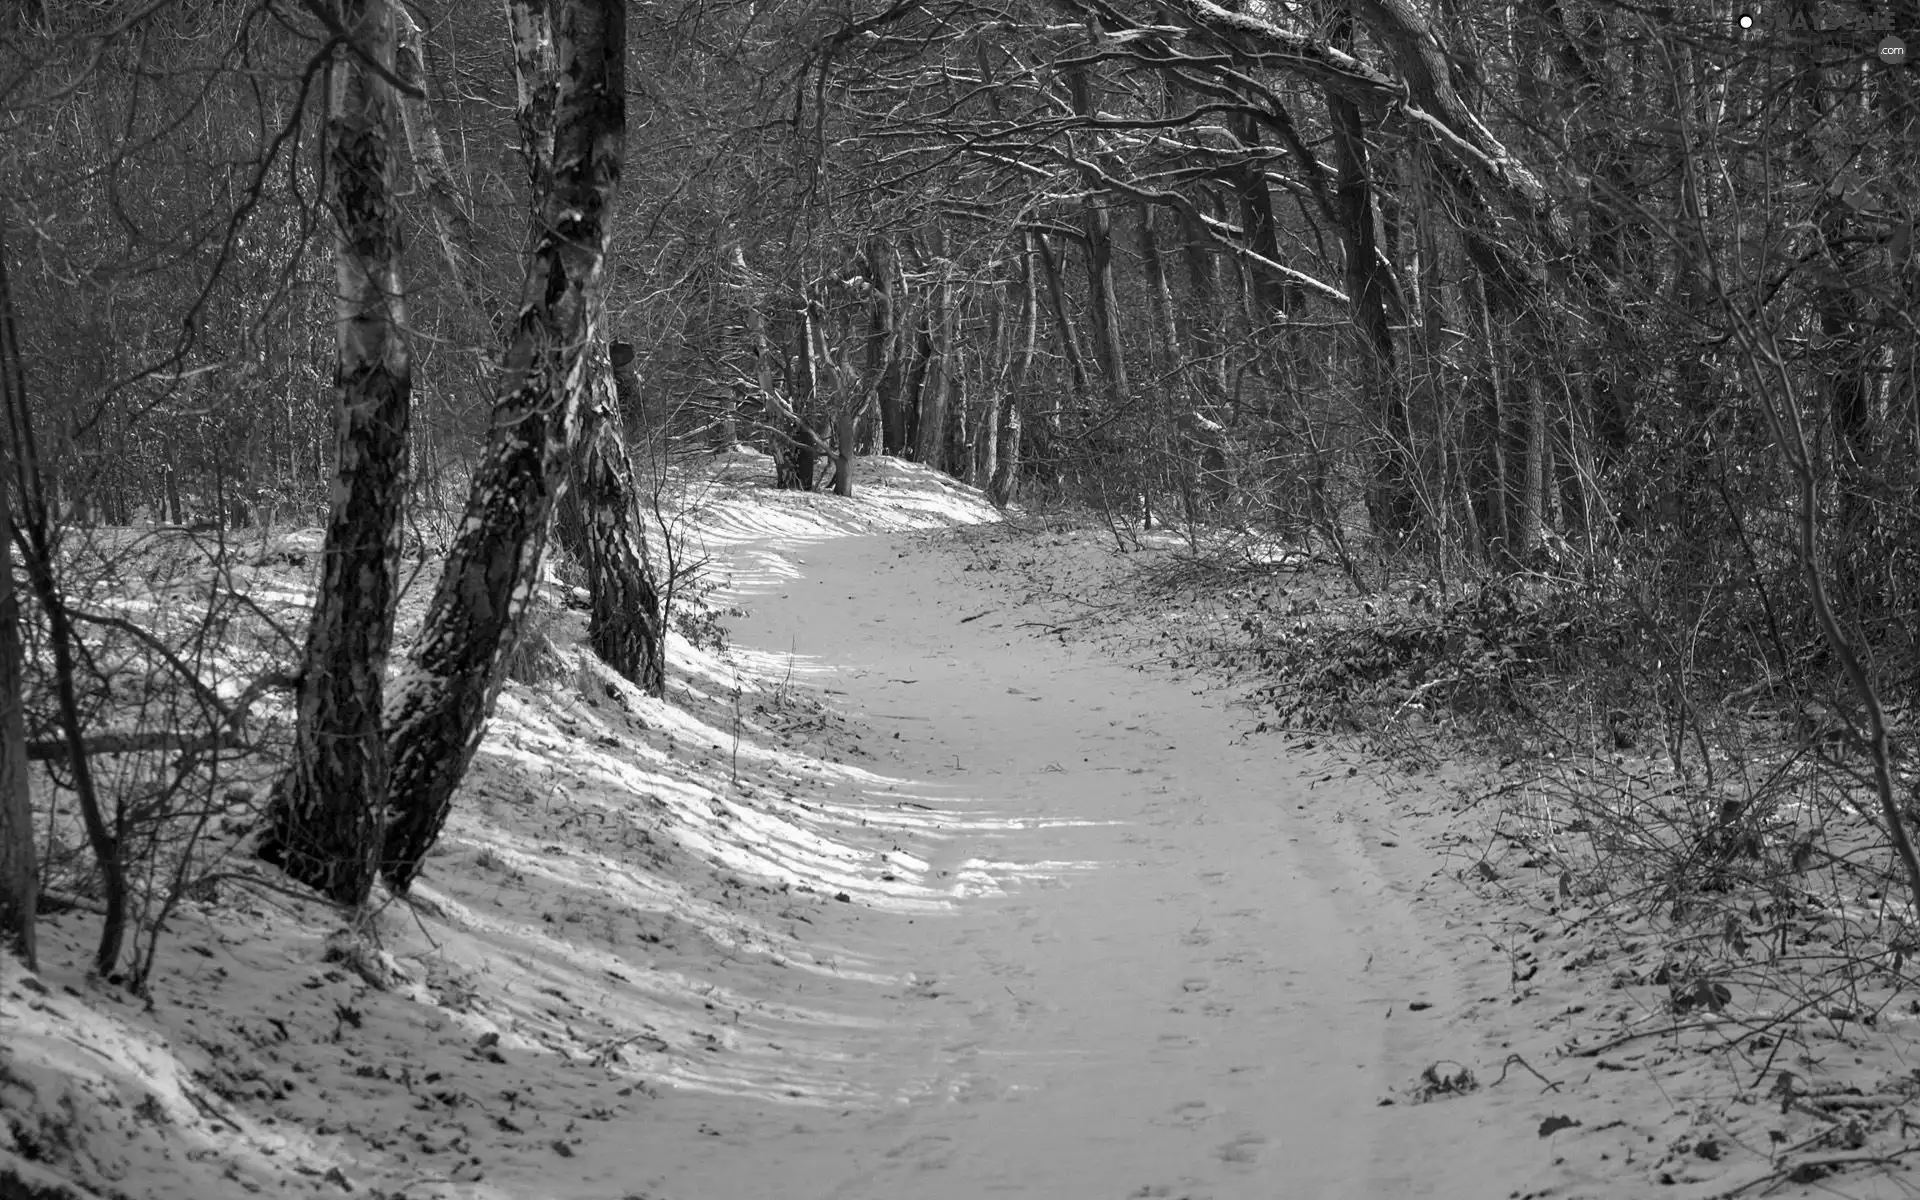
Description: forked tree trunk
xmin=555 ymin=349 xmax=664 ymax=695
xmin=382 ymin=0 xmax=625 ymax=892
xmin=257 ymin=0 xmax=412 ymax=907
xmin=0 ymin=475 xmax=34 ymax=970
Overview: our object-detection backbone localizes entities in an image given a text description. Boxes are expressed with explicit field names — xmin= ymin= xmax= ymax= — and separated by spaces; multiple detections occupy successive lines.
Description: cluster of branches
xmin=2 ymin=0 xmax=1916 ymax=976
xmin=630 ymin=0 xmax=1920 ymax=907
xmin=1 ymin=0 xmax=664 ymax=983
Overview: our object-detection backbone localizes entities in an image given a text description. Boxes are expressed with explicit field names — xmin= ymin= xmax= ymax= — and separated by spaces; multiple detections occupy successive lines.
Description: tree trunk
xmin=1033 ymin=232 xmax=1093 ymax=408
xmin=916 ymin=231 xmax=954 ymax=468
xmin=0 ymin=476 xmax=34 ymax=971
xmin=1326 ymin=85 xmax=1414 ymax=537
xmin=869 ymin=238 xmax=906 ymax=456
xmin=990 ymin=237 xmax=1037 ymax=508
xmin=555 ymin=348 xmax=664 ymax=694
xmin=1230 ymin=112 xmax=1292 ymax=323
xmin=257 ymin=0 xmax=412 ymax=907
xmin=381 ymin=0 xmax=625 ymax=893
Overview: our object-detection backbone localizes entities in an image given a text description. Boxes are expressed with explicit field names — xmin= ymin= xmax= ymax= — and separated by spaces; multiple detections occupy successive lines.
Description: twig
xmin=1488 ymin=1052 xmax=1562 ymax=1093
xmin=1568 ymin=1021 xmax=1715 ymax=1058
xmin=1703 ymin=1147 xmax=1920 ymax=1199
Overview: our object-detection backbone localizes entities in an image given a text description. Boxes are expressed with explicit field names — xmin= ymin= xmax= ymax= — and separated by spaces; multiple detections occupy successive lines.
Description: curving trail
xmin=610 ymin=527 xmax=1577 ymax=1199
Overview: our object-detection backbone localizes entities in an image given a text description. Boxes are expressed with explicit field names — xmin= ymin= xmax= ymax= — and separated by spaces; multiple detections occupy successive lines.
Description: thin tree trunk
xmin=1033 ymin=232 xmax=1093 ymax=408
xmin=990 ymin=238 xmax=1037 ymax=508
xmin=873 ymin=238 xmax=908 ymax=455
xmin=257 ymin=0 xmax=412 ymax=907
xmin=0 ymin=473 xmax=34 ymax=971
xmin=394 ymin=6 xmax=500 ymax=337
xmin=1065 ymin=60 xmax=1128 ymax=408
xmin=917 ymin=230 xmax=954 ymax=468
xmin=2 ymin=218 xmax=123 ymax=976
xmin=382 ymin=0 xmax=625 ymax=892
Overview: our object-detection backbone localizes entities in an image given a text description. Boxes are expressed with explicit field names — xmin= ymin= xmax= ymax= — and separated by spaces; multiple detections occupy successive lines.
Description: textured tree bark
xmin=508 ymin=3 xmax=666 ymax=696
xmin=257 ymin=0 xmax=411 ymax=907
xmin=0 ymin=476 xmax=35 ymax=970
xmin=555 ymin=348 xmax=664 ymax=695
xmin=382 ymin=0 xmax=624 ymax=892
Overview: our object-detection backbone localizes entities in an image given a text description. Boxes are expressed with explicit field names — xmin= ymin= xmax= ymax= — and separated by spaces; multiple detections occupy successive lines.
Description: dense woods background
xmin=1 ymin=0 xmax=1917 ymax=979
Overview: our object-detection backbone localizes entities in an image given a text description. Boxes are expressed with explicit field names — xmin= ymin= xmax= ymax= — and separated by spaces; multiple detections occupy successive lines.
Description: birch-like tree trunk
xmin=518 ymin=3 xmax=664 ymax=693
xmin=555 ymin=349 xmax=664 ymax=694
xmin=256 ymin=0 xmax=412 ymax=907
xmin=382 ymin=0 xmax=625 ymax=892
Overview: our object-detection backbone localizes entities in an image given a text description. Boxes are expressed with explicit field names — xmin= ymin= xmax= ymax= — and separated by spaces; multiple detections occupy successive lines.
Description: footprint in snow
xmin=1151 ymin=1099 xmax=1216 ymax=1128
xmin=1216 ymin=1133 xmax=1268 ymax=1165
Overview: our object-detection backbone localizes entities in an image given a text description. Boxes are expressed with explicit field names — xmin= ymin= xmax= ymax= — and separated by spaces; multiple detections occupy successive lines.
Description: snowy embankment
xmin=1 ymin=450 xmax=1001 ymax=1200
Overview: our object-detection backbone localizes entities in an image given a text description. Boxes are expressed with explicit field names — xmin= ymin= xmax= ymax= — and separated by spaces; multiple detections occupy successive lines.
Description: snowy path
xmin=618 ymin=529 xmax=1562 ymax=1199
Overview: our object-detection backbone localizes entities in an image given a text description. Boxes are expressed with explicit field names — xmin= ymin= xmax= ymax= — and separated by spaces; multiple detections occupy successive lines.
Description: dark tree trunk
xmin=1231 ymin=113 xmax=1293 ymax=322
xmin=1326 ymin=85 xmax=1415 ymax=537
xmin=869 ymin=238 xmax=907 ymax=456
xmin=1033 ymin=232 xmax=1094 ymax=408
xmin=257 ymin=0 xmax=412 ymax=907
xmin=902 ymin=317 xmax=929 ymax=455
xmin=0 ymin=475 xmax=34 ymax=971
xmin=917 ymin=231 xmax=955 ymax=469
xmin=382 ymin=0 xmax=625 ymax=892
xmin=1065 ymin=62 xmax=1129 ymax=408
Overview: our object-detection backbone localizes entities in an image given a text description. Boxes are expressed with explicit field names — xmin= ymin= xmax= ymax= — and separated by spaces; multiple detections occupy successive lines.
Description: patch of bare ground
xmin=946 ymin=510 xmax=1920 ymax=1199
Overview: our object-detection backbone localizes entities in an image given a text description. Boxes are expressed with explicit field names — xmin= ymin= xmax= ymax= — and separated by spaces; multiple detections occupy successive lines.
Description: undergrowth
xmin=1005 ymin=523 xmax=1920 ymax=1135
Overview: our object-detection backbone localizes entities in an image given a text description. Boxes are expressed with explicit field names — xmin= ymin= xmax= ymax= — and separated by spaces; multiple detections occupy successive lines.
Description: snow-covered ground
xmin=5 ymin=449 xmax=1918 ymax=1199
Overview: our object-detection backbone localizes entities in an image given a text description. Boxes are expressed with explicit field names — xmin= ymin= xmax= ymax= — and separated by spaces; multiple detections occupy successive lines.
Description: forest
xmin=1 ymin=0 xmax=1918 ymax=1189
